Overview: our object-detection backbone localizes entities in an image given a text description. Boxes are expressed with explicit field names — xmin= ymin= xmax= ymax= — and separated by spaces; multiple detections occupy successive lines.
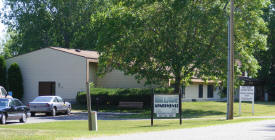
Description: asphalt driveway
xmin=5 ymin=111 xmax=139 ymax=124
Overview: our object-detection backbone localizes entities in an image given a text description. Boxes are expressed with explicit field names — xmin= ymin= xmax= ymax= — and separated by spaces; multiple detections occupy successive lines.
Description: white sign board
xmin=239 ymin=86 xmax=254 ymax=101
xmin=154 ymin=95 xmax=179 ymax=117
xmin=239 ymin=86 xmax=255 ymax=116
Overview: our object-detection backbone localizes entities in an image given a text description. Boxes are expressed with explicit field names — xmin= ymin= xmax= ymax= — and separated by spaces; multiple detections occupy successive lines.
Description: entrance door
xmin=39 ymin=82 xmax=56 ymax=96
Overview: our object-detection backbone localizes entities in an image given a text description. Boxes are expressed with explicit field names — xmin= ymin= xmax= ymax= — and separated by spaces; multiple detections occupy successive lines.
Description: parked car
xmin=29 ymin=96 xmax=71 ymax=116
xmin=0 ymin=86 xmax=12 ymax=98
xmin=0 ymin=98 xmax=30 ymax=124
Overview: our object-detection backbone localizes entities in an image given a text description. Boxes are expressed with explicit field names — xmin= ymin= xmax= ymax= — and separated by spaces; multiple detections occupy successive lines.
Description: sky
xmin=0 ymin=0 xmax=7 ymax=52
xmin=0 ymin=0 xmax=6 ymax=39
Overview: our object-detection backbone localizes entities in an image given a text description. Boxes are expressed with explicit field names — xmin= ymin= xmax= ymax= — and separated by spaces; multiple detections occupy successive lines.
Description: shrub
xmin=0 ymin=56 xmax=7 ymax=87
xmin=76 ymin=87 xmax=174 ymax=107
xmin=8 ymin=63 xmax=24 ymax=100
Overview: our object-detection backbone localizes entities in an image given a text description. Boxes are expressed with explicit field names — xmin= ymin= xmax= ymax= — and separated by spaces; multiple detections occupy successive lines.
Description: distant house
xmin=177 ymin=79 xmax=221 ymax=101
xmin=6 ymin=47 xmax=221 ymax=103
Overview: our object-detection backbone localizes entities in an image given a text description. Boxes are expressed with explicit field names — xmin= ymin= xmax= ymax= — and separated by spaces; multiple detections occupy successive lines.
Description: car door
xmin=14 ymin=99 xmax=25 ymax=119
xmin=56 ymin=97 xmax=65 ymax=111
xmin=52 ymin=97 xmax=60 ymax=111
xmin=7 ymin=100 xmax=17 ymax=120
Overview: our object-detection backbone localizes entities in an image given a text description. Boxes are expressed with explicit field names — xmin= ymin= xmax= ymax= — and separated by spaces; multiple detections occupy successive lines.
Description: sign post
xmin=239 ymin=86 xmax=255 ymax=116
xmin=179 ymin=88 xmax=182 ymax=125
xmin=151 ymin=89 xmax=154 ymax=127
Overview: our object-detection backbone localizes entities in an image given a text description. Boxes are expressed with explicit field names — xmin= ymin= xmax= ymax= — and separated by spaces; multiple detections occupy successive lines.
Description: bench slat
xmin=118 ymin=101 xmax=143 ymax=109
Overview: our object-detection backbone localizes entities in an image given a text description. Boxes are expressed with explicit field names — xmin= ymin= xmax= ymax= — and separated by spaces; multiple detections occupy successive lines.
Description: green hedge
xmin=8 ymin=63 xmax=24 ymax=100
xmin=76 ymin=87 xmax=174 ymax=107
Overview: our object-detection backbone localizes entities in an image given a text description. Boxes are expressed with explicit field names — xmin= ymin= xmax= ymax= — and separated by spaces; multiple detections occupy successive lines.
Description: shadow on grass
xmin=253 ymin=102 xmax=275 ymax=106
xmin=182 ymin=109 xmax=225 ymax=118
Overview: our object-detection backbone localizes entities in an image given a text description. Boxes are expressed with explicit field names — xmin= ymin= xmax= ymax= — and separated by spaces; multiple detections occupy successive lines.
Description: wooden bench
xmin=118 ymin=101 xmax=144 ymax=109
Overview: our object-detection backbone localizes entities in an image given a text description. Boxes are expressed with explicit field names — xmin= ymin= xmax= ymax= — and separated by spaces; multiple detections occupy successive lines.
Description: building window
xmin=39 ymin=82 xmax=56 ymax=96
xmin=199 ymin=84 xmax=203 ymax=98
xmin=207 ymin=85 xmax=214 ymax=98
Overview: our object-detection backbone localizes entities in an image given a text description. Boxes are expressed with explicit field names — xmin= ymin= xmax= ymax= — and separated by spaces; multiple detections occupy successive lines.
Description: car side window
xmin=53 ymin=98 xmax=58 ymax=103
xmin=15 ymin=99 xmax=23 ymax=106
xmin=13 ymin=100 xmax=22 ymax=106
xmin=57 ymin=97 xmax=63 ymax=103
xmin=9 ymin=100 xmax=16 ymax=107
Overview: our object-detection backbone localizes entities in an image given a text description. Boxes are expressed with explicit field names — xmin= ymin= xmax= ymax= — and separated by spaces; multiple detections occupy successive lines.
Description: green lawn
xmin=0 ymin=118 xmax=272 ymax=140
xmin=112 ymin=101 xmax=275 ymax=119
xmin=1 ymin=101 xmax=274 ymax=140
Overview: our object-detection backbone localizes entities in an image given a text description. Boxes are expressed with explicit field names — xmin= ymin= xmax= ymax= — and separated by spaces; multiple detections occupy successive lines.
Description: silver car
xmin=29 ymin=96 xmax=71 ymax=116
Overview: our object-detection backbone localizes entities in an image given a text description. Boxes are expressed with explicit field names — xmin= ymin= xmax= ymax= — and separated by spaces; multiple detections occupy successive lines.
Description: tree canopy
xmin=91 ymin=0 xmax=269 ymax=92
xmin=256 ymin=0 xmax=275 ymax=93
xmin=1 ymin=0 xmax=97 ymax=56
xmin=0 ymin=56 xmax=7 ymax=87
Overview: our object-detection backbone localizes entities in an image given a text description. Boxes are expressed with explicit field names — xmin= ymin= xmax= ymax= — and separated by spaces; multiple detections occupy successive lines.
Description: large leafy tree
xmin=0 ymin=56 xmax=7 ymax=87
xmin=257 ymin=0 xmax=275 ymax=93
xmin=1 ymin=0 xmax=97 ymax=56
xmin=91 ymin=0 xmax=269 ymax=92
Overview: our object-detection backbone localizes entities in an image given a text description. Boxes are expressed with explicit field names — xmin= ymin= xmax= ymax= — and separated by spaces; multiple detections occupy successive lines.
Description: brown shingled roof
xmin=50 ymin=47 xmax=99 ymax=60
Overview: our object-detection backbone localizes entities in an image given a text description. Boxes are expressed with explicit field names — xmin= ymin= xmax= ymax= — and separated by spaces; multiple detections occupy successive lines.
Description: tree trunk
xmin=174 ymin=74 xmax=181 ymax=94
xmin=64 ymin=33 xmax=70 ymax=48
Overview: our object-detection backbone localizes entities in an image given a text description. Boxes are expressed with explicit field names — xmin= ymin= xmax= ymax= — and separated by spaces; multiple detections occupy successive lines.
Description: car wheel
xmin=20 ymin=113 xmax=27 ymax=123
xmin=66 ymin=106 xmax=71 ymax=115
xmin=31 ymin=112 xmax=35 ymax=117
xmin=51 ymin=108 xmax=56 ymax=116
xmin=0 ymin=114 xmax=6 ymax=125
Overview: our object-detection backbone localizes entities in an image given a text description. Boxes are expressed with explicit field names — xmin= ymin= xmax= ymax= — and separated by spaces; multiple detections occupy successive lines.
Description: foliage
xmin=7 ymin=63 xmax=23 ymax=99
xmin=1 ymin=0 xmax=98 ymax=56
xmin=254 ymin=0 xmax=275 ymax=98
xmin=76 ymin=87 xmax=174 ymax=107
xmin=91 ymin=0 xmax=269 ymax=93
xmin=0 ymin=56 xmax=7 ymax=87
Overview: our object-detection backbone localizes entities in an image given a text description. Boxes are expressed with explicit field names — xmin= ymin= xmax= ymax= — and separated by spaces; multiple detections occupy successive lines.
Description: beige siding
xmin=97 ymin=70 xmax=147 ymax=88
xmin=6 ymin=48 xmax=87 ymax=103
xmin=89 ymin=63 xmax=97 ymax=84
xmin=184 ymin=84 xmax=220 ymax=100
xmin=185 ymin=84 xmax=199 ymax=99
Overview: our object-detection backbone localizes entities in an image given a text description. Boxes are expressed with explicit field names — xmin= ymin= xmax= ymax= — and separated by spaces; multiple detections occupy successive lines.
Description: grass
xmin=1 ymin=101 xmax=275 ymax=140
xmin=81 ymin=101 xmax=275 ymax=119
xmin=0 ymin=118 xmax=272 ymax=140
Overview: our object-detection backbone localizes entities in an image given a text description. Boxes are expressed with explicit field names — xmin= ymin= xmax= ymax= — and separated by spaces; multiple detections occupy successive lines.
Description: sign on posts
xmin=154 ymin=94 xmax=179 ymax=117
xmin=239 ymin=86 xmax=255 ymax=115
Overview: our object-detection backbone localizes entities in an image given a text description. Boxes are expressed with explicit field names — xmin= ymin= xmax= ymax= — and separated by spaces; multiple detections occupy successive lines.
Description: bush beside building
xmin=8 ymin=63 xmax=24 ymax=100
xmin=76 ymin=87 xmax=174 ymax=107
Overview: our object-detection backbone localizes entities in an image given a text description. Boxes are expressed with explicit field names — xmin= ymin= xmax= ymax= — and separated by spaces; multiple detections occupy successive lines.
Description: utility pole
xmin=227 ymin=0 xmax=234 ymax=120
xmin=86 ymin=60 xmax=93 ymax=130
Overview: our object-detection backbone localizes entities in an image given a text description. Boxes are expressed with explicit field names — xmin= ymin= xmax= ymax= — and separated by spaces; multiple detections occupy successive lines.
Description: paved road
xmin=5 ymin=112 xmax=139 ymax=124
xmin=80 ymin=119 xmax=275 ymax=140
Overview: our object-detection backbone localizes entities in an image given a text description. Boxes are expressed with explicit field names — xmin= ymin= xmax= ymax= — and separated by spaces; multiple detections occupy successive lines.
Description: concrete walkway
xmin=80 ymin=119 xmax=275 ymax=140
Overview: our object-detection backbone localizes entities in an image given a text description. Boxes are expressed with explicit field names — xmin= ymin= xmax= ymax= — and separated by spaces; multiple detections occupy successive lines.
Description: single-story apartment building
xmin=6 ymin=47 xmax=221 ymax=103
xmin=182 ymin=79 xmax=221 ymax=101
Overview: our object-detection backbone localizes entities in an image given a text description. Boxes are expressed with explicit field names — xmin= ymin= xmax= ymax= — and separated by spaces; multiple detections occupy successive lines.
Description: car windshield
xmin=33 ymin=97 xmax=53 ymax=102
xmin=0 ymin=100 xmax=9 ymax=107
